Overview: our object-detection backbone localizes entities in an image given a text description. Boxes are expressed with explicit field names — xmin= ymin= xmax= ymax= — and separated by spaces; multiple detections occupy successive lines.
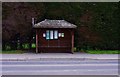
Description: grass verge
xmin=0 ymin=50 xmax=25 ymax=54
xmin=86 ymin=50 xmax=120 ymax=54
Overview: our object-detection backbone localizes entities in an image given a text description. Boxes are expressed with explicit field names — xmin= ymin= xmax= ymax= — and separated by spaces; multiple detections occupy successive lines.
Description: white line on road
xmin=2 ymin=69 xmax=118 ymax=72
xmin=2 ymin=69 xmax=118 ymax=75
xmin=1 ymin=64 xmax=118 ymax=67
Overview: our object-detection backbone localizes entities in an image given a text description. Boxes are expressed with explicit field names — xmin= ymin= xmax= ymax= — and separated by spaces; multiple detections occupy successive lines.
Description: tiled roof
xmin=33 ymin=19 xmax=77 ymax=28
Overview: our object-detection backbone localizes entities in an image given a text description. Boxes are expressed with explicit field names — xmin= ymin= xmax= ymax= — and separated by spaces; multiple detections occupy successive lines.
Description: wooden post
xmin=71 ymin=29 xmax=74 ymax=54
xmin=36 ymin=30 xmax=38 ymax=53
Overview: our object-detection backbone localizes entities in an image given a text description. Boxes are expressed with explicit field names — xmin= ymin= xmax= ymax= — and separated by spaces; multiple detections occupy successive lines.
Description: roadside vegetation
xmin=3 ymin=43 xmax=36 ymax=50
xmin=1 ymin=50 xmax=25 ymax=54
xmin=86 ymin=50 xmax=120 ymax=54
xmin=1 ymin=43 xmax=35 ymax=54
xmin=74 ymin=47 xmax=120 ymax=54
xmin=2 ymin=45 xmax=120 ymax=54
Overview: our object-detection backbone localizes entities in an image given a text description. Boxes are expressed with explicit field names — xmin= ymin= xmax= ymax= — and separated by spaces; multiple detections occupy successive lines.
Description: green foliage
xmin=4 ymin=43 xmax=36 ymax=50
xmin=5 ymin=45 xmax=11 ymax=50
xmin=32 ymin=43 xmax=36 ymax=48
xmin=2 ymin=2 xmax=120 ymax=51
xmin=86 ymin=50 xmax=120 ymax=54
xmin=22 ymin=43 xmax=29 ymax=49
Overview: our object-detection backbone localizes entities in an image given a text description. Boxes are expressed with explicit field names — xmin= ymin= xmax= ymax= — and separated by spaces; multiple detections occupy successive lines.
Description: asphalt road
xmin=1 ymin=59 xmax=119 ymax=75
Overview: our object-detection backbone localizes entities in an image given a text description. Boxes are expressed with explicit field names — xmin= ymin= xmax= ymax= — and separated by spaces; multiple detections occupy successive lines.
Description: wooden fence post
xmin=36 ymin=30 xmax=38 ymax=53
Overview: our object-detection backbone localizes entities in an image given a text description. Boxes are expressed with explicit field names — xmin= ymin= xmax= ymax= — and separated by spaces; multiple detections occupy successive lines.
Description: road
xmin=1 ymin=59 xmax=119 ymax=75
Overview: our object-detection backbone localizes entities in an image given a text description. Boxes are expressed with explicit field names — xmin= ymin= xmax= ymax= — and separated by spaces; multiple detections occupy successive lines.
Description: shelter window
xmin=45 ymin=30 xmax=58 ymax=40
xmin=61 ymin=33 xmax=64 ymax=37
xmin=54 ymin=30 xmax=58 ymax=39
xmin=50 ymin=30 xmax=54 ymax=39
xmin=46 ymin=30 xmax=50 ymax=40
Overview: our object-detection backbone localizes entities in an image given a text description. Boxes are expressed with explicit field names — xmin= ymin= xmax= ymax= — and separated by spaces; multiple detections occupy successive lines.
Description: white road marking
xmin=2 ymin=69 xmax=118 ymax=75
xmin=1 ymin=64 xmax=118 ymax=67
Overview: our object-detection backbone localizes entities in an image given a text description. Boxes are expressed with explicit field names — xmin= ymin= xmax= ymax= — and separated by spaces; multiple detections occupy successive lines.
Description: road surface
xmin=1 ymin=59 xmax=119 ymax=75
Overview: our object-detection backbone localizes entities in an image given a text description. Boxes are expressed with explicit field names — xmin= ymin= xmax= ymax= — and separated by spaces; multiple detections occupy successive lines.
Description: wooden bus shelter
xmin=33 ymin=19 xmax=77 ymax=53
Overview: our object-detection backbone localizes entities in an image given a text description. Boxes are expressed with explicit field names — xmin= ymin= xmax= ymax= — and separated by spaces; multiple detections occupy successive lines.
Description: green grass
xmin=86 ymin=50 xmax=120 ymax=54
xmin=0 ymin=50 xmax=25 ymax=54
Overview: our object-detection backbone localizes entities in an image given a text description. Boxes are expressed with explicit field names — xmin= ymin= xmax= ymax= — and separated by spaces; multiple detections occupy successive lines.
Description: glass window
xmin=61 ymin=33 xmax=64 ymax=37
xmin=50 ymin=30 xmax=53 ymax=39
xmin=46 ymin=30 xmax=50 ymax=40
xmin=54 ymin=30 xmax=58 ymax=39
xmin=45 ymin=30 xmax=58 ymax=40
xmin=43 ymin=33 xmax=46 ymax=37
xmin=59 ymin=33 xmax=61 ymax=37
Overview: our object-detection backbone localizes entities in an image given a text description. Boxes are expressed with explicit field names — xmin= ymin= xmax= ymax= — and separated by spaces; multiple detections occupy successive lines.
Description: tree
xmin=2 ymin=2 xmax=45 ymax=50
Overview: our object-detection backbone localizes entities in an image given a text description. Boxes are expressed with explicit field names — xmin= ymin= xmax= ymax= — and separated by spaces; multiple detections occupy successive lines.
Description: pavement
xmin=0 ymin=52 xmax=119 ymax=61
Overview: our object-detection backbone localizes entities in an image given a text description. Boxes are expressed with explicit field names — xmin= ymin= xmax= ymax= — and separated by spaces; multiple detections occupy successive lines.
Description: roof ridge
xmin=33 ymin=19 xmax=77 ymax=28
xmin=45 ymin=19 xmax=65 ymax=21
